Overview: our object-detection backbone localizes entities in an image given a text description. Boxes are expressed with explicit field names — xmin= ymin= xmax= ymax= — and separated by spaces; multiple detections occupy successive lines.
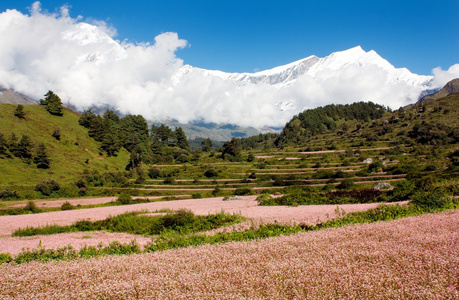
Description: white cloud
xmin=432 ymin=64 xmax=459 ymax=88
xmin=0 ymin=4 xmax=456 ymax=129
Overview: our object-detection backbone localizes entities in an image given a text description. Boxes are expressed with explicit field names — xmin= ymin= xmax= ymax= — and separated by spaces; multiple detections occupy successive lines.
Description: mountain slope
xmin=0 ymin=104 xmax=129 ymax=193
xmin=416 ymin=78 xmax=459 ymax=105
xmin=0 ymin=87 xmax=36 ymax=105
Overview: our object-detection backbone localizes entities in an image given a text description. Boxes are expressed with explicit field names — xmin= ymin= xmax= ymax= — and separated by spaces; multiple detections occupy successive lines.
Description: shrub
xmin=163 ymin=177 xmax=175 ymax=184
xmin=391 ymin=180 xmax=416 ymax=201
xmin=25 ymin=201 xmax=40 ymax=213
xmin=34 ymin=180 xmax=61 ymax=196
xmin=234 ymin=188 xmax=253 ymax=196
xmin=161 ymin=209 xmax=195 ymax=229
xmin=148 ymin=168 xmax=162 ymax=179
xmin=176 ymin=154 xmax=190 ymax=163
xmin=191 ymin=193 xmax=202 ymax=199
xmin=0 ymin=253 xmax=13 ymax=264
xmin=212 ymin=187 xmax=222 ymax=197
xmin=204 ymin=168 xmax=218 ymax=178
xmin=75 ymin=179 xmax=88 ymax=189
xmin=14 ymin=104 xmax=26 ymax=119
xmin=52 ymin=128 xmax=61 ymax=140
xmin=256 ymin=193 xmax=273 ymax=203
xmin=103 ymin=172 xmax=129 ymax=187
xmin=117 ymin=193 xmax=132 ymax=205
xmin=61 ymin=201 xmax=74 ymax=211
xmin=411 ymin=189 xmax=452 ymax=211
xmin=336 ymin=179 xmax=355 ymax=190
xmin=0 ymin=189 xmax=20 ymax=200
xmin=368 ymin=160 xmax=384 ymax=173
xmin=135 ymin=176 xmax=146 ymax=184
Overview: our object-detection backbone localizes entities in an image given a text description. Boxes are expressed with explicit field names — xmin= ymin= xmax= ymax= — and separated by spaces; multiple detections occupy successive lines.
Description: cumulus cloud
xmin=432 ymin=64 xmax=459 ymax=88
xmin=0 ymin=3 xmax=455 ymax=129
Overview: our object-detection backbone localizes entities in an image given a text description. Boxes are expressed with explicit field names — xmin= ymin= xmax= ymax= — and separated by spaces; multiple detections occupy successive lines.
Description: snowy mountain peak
xmin=175 ymin=46 xmax=433 ymax=90
xmin=62 ymin=23 xmax=126 ymax=64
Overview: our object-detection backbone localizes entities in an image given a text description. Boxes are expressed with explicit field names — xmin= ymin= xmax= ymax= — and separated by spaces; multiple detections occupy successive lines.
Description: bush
xmin=256 ymin=193 xmax=273 ymax=203
xmin=148 ymin=168 xmax=162 ymax=179
xmin=212 ymin=187 xmax=222 ymax=197
xmin=234 ymin=188 xmax=253 ymax=196
xmin=75 ymin=179 xmax=88 ymax=189
xmin=336 ymin=179 xmax=355 ymax=190
xmin=0 ymin=189 xmax=20 ymax=200
xmin=25 ymin=201 xmax=40 ymax=213
xmin=103 ymin=172 xmax=129 ymax=187
xmin=14 ymin=104 xmax=26 ymax=119
xmin=34 ymin=180 xmax=61 ymax=196
xmin=0 ymin=253 xmax=13 ymax=264
xmin=117 ymin=193 xmax=132 ymax=205
xmin=163 ymin=177 xmax=175 ymax=184
xmin=204 ymin=168 xmax=218 ymax=178
xmin=411 ymin=189 xmax=453 ymax=211
xmin=61 ymin=201 xmax=74 ymax=211
xmin=160 ymin=209 xmax=196 ymax=231
xmin=52 ymin=128 xmax=61 ymax=140
xmin=135 ymin=176 xmax=146 ymax=184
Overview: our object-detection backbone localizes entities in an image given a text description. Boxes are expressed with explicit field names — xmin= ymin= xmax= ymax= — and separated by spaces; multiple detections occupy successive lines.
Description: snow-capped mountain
xmin=2 ymin=7 xmax=449 ymax=131
xmin=174 ymin=46 xmax=433 ymax=91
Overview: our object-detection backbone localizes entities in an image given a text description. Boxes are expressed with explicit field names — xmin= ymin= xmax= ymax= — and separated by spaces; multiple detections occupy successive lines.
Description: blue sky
xmin=0 ymin=0 xmax=458 ymax=75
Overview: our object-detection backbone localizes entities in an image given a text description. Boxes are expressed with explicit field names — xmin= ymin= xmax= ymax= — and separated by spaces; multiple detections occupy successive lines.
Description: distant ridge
xmin=0 ymin=86 xmax=37 ymax=105
xmin=416 ymin=78 xmax=459 ymax=105
xmin=175 ymin=46 xmax=433 ymax=90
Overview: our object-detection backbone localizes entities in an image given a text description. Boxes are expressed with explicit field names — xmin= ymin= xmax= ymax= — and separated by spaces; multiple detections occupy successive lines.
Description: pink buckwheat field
xmin=0 ymin=198 xmax=457 ymax=299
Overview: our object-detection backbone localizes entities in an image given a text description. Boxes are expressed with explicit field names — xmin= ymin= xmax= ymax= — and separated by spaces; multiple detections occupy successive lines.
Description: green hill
xmin=0 ymin=104 xmax=129 ymax=195
xmin=271 ymin=95 xmax=459 ymax=150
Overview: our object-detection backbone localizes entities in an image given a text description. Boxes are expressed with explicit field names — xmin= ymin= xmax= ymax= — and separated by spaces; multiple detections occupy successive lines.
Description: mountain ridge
xmin=174 ymin=46 xmax=434 ymax=90
xmin=416 ymin=78 xmax=459 ymax=105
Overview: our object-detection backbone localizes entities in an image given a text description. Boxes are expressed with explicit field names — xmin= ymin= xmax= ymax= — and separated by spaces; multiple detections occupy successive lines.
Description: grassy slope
xmin=286 ymin=94 xmax=459 ymax=151
xmin=0 ymin=104 xmax=129 ymax=191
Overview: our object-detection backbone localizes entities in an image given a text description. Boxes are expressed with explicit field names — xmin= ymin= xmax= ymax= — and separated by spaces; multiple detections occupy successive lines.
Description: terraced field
xmin=118 ymin=148 xmax=408 ymax=197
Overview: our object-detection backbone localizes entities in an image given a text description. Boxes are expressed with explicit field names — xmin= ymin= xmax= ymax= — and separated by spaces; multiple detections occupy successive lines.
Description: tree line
xmin=0 ymin=132 xmax=50 ymax=169
xmin=275 ymin=102 xmax=386 ymax=146
xmin=78 ymin=110 xmax=218 ymax=168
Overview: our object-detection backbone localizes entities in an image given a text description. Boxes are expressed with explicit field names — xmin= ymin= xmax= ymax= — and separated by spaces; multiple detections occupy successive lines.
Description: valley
xmin=0 ymin=81 xmax=458 ymax=299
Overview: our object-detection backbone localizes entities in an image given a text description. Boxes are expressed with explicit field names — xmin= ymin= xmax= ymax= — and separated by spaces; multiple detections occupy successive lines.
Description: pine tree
xmin=0 ymin=133 xmax=8 ymax=156
xmin=8 ymin=133 xmax=18 ymax=156
xmin=175 ymin=127 xmax=190 ymax=150
xmin=34 ymin=143 xmax=50 ymax=169
xmin=221 ymin=138 xmax=241 ymax=160
xmin=14 ymin=105 xmax=26 ymax=119
xmin=17 ymin=134 xmax=34 ymax=163
xmin=201 ymin=138 xmax=213 ymax=152
xmin=40 ymin=91 xmax=63 ymax=116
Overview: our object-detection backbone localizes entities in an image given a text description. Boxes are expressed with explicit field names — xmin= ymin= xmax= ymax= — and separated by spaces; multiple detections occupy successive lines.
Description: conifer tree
xmin=40 ymin=91 xmax=63 ymax=116
xmin=8 ymin=133 xmax=18 ymax=156
xmin=17 ymin=134 xmax=33 ymax=163
xmin=0 ymin=133 xmax=8 ymax=156
xmin=201 ymin=138 xmax=213 ymax=152
xmin=175 ymin=127 xmax=190 ymax=150
xmin=33 ymin=143 xmax=50 ymax=169
xmin=221 ymin=138 xmax=241 ymax=160
xmin=14 ymin=105 xmax=26 ymax=119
